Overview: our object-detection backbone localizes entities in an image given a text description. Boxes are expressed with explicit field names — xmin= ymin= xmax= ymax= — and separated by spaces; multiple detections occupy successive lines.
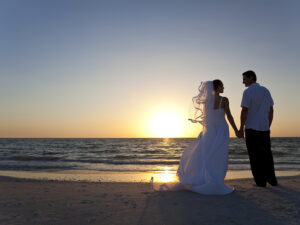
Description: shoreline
xmin=1 ymin=175 xmax=299 ymax=225
xmin=0 ymin=169 xmax=299 ymax=183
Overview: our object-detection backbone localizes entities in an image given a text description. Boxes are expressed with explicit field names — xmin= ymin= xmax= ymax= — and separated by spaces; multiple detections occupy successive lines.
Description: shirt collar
xmin=249 ymin=82 xmax=259 ymax=88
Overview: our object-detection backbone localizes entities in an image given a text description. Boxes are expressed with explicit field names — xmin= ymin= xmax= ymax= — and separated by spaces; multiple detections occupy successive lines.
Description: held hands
xmin=238 ymin=128 xmax=245 ymax=139
xmin=234 ymin=128 xmax=244 ymax=138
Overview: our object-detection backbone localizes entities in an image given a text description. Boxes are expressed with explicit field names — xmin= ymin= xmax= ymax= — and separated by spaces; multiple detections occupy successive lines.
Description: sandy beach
xmin=0 ymin=175 xmax=299 ymax=225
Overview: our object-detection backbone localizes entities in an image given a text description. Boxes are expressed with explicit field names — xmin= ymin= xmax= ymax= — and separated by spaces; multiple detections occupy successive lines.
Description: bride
xmin=153 ymin=80 xmax=239 ymax=195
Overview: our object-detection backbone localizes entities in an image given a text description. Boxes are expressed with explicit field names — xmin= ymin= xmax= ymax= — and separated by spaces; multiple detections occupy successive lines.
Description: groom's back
xmin=241 ymin=83 xmax=274 ymax=131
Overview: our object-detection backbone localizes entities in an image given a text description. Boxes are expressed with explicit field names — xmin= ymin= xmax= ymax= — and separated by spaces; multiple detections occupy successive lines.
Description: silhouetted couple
xmin=153 ymin=70 xmax=277 ymax=194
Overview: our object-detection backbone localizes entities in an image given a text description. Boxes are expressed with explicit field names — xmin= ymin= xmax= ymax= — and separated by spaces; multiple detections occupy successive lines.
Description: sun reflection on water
xmin=155 ymin=167 xmax=179 ymax=183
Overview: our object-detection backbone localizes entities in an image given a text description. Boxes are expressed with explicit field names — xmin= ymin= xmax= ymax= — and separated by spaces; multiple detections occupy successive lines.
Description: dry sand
xmin=0 ymin=176 xmax=299 ymax=225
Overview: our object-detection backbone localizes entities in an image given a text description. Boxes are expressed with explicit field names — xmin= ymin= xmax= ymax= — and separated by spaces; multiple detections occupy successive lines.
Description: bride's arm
xmin=223 ymin=97 xmax=239 ymax=136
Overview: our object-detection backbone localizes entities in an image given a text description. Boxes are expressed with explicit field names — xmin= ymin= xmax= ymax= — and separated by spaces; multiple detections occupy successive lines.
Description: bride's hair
xmin=213 ymin=79 xmax=223 ymax=91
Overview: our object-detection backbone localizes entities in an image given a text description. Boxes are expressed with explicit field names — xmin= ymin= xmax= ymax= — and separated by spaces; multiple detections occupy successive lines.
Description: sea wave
xmin=0 ymin=138 xmax=299 ymax=172
xmin=10 ymin=155 xmax=60 ymax=161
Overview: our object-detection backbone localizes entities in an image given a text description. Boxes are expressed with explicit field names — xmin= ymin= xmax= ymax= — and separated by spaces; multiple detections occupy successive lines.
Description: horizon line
xmin=0 ymin=136 xmax=299 ymax=139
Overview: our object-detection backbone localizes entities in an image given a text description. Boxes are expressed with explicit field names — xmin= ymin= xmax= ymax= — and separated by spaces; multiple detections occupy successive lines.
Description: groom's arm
xmin=239 ymin=107 xmax=248 ymax=137
xmin=240 ymin=107 xmax=248 ymax=128
xmin=269 ymin=106 xmax=274 ymax=127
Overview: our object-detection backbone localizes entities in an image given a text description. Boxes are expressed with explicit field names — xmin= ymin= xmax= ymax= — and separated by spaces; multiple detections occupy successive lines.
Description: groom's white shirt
xmin=241 ymin=83 xmax=274 ymax=131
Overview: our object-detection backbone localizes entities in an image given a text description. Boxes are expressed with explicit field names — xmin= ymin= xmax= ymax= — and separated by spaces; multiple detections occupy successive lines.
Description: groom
xmin=239 ymin=70 xmax=277 ymax=187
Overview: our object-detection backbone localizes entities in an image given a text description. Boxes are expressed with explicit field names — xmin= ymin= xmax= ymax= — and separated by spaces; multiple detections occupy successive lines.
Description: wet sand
xmin=0 ymin=169 xmax=299 ymax=182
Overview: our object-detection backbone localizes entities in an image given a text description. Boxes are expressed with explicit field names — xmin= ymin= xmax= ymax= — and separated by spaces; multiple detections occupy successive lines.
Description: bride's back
xmin=204 ymin=97 xmax=227 ymax=128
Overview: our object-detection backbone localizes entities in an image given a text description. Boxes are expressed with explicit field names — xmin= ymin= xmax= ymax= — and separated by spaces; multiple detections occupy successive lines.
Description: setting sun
xmin=148 ymin=109 xmax=185 ymax=138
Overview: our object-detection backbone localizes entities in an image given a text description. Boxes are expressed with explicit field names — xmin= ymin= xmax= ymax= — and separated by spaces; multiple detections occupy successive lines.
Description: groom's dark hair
xmin=243 ymin=70 xmax=257 ymax=82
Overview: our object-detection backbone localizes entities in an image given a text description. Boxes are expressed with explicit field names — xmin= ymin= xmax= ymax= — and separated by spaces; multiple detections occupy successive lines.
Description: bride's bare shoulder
xmin=222 ymin=96 xmax=229 ymax=103
xmin=222 ymin=97 xmax=229 ymax=107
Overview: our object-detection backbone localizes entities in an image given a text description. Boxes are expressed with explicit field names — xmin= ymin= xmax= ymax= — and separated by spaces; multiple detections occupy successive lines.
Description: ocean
xmin=0 ymin=138 xmax=299 ymax=173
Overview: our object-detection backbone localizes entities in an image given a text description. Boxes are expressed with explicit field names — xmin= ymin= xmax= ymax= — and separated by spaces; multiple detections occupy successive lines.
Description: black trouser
xmin=245 ymin=129 xmax=277 ymax=186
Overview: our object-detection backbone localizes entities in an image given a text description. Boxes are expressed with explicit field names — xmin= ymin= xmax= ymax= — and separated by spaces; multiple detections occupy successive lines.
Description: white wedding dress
xmin=152 ymin=81 xmax=234 ymax=195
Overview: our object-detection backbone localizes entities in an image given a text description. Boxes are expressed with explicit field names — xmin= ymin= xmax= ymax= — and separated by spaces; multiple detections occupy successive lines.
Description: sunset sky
xmin=0 ymin=0 xmax=299 ymax=138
